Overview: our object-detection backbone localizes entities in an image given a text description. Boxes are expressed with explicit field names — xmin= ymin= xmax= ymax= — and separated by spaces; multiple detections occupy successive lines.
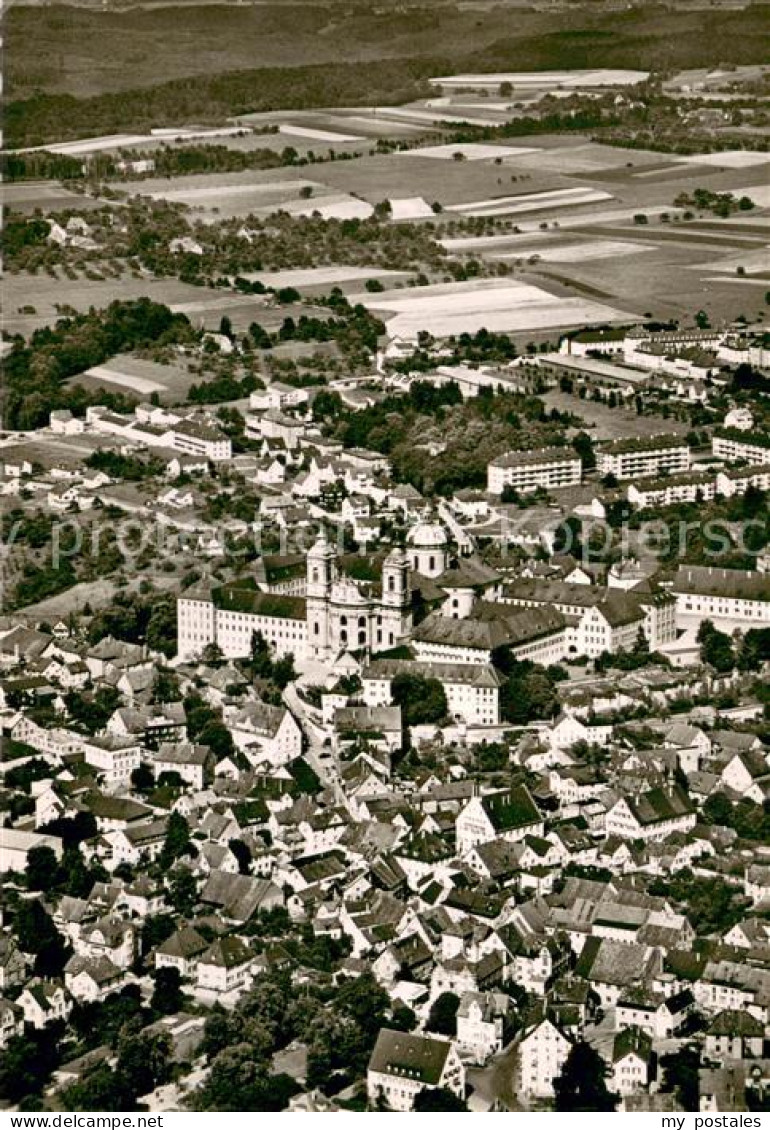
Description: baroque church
xmin=177 ymin=522 xmax=458 ymax=664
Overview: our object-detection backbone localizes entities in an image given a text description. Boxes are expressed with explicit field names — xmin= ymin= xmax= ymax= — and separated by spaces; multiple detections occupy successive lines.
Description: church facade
xmin=177 ymin=531 xmax=415 ymax=663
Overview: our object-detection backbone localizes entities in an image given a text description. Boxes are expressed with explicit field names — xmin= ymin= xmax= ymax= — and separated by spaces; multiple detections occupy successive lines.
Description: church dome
xmin=407 ymin=522 xmax=448 ymax=549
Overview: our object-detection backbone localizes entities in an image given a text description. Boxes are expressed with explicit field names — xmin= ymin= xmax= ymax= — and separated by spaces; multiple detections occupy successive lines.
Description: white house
xmin=367 ymin=1029 xmax=465 ymax=1112
xmin=196 ymin=936 xmax=254 ymax=999
xmin=611 ymin=1028 xmax=652 ymax=1098
xmin=604 ymin=786 xmax=696 ymax=843
xmin=516 ymin=1017 xmax=571 ymax=1099
xmin=455 ymin=992 xmax=510 ymax=1064
xmin=456 ymin=786 xmax=543 ymax=855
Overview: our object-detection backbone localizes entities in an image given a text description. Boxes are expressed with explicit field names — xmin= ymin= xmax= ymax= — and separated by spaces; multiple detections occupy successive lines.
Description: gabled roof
xmin=479 ymin=785 xmax=541 ymax=833
xmin=613 ymin=1026 xmax=652 ymax=1064
xmin=200 ymin=936 xmax=253 ymax=969
xmin=623 ymin=785 xmax=694 ymax=827
xmin=201 ymin=870 xmax=280 ymax=922
xmin=156 ymin=926 xmax=208 ymax=961
xmin=369 ymin=1029 xmax=452 ymax=1084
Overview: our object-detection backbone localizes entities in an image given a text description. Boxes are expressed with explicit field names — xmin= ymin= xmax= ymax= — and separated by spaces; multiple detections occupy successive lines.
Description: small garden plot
xmin=401 ymin=143 xmax=538 ymax=161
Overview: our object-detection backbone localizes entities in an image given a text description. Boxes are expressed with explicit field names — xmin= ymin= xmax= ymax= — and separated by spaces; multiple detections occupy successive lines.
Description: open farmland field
xmin=526 ymin=227 xmax=770 ymax=324
xmin=2 ymin=270 xmax=303 ymax=336
xmin=267 ymin=152 xmax=561 ymax=209
xmin=109 ymin=152 xmax=563 ymax=214
xmin=680 ymin=150 xmax=770 ymax=169
xmin=444 ymin=185 xmax=614 ymax=218
xmin=246 ymin=266 xmax=410 ymax=290
xmin=108 ymin=169 xmax=377 ymax=219
xmin=65 ymin=354 xmax=200 ymax=403
xmin=2 ymin=181 xmax=106 ymax=213
xmin=307 ymin=112 xmax=435 ymax=138
xmin=348 ymin=276 xmax=633 ymax=340
xmin=400 ymin=143 xmax=540 ymax=162
xmin=429 ymin=69 xmax=650 ymax=91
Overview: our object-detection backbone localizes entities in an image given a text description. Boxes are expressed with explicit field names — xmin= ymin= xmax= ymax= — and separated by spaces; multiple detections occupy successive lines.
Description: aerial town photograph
xmin=0 ymin=0 xmax=769 ymax=1116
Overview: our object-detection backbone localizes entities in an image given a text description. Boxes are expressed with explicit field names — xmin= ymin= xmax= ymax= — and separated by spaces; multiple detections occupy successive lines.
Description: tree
xmin=229 ymin=838 xmax=252 ymax=875
xmin=191 ymin=1043 xmax=297 ymax=1111
xmin=151 ymin=966 xmax=184 ymax=1015
xmin=25 ymin=845 xmax=59 ymax=894
xmin=572 ymin=430 xmax=596 ymax=470
xmin=426 ymin=991 xmax=460 ymax=1037
xmin=63 ymin=1065 xmax=134 ymax=1112
xmin=660 ymin=1045 xmax=700 ymax=1111
xmin=131 ymin=762 xmax=155 ymax=792
xmin=59 ymin=846 xmax=100 ymax=898
xmin=201 ymin=641 xmax=224 ymax=666
xmin=697 ymin=619 xmax=735 ymax=673
xmin=152 ymin=667 xmax=181 ymax=703
xmin=116 ymin=1029 xmax=172 ymax=1099
xmin=168 ymin=866 xmax=198 ymax=916
xmin=13 ymin=901 xmax=69 ymax=977
xmin=140 ymin=913 xmax=176 ymax=956
xmin=390 ymin=1004 xmax=417 ymax=1032
xmin=554 ymin=1041 xmax=618 ymax=1111
xmin=392 ymin=672 xmax=448 ymax=726
xmin=413 ymin=1087 xmax=468 ymax=1111
xmin=160 ymin=811 xmax=191 ymax=868
xmin=249 ymin=629 xmax=273 ymax=678
xmin=0 ymin=1031 xmax=61 ymax=1103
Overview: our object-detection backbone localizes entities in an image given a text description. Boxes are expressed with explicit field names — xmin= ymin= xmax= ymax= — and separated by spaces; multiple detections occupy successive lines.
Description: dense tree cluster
xmin=2 ymin=298 xmax=193 ymax=429
xmin=314 ymin=382 xmax=572 ymax=496
xmin=192 ymin=971 xmax=395 ymax=1110
xmin=5 ymin=57 xmax=439 ymax=149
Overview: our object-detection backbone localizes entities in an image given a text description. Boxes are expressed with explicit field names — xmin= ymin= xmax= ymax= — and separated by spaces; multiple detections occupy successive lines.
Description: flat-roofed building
xmin=716 ymin=464 xmax=770 ymax=498
xmin=627 ymin=471 xmax=716 ymax=509
xmin=487 ymin=447 xmax=581 ymax=495
xmin=712 ymin=428 xmax=770 ymax=466
xmin=596 ymin=434 xmax=690 ymax=480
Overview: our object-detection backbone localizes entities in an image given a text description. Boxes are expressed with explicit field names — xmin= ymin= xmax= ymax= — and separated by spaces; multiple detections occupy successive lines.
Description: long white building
xmin=487 ymin=447 xmax=582 ymax=495
xmin=596 ymin=434 xmax=690 ymax=480
xmin=712 ymin=429 xmax=770 ymax=466
xmin=671 ymin=566 xmax=770 ymax=629
xmin=177 ymin=533 xmax=413 ymax=662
